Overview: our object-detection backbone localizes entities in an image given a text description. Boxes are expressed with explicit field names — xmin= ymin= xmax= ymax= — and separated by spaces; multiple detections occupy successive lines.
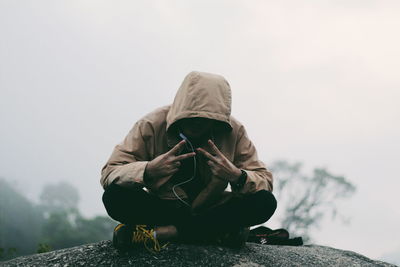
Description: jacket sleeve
xmin=233 ymin=125 xmax=273 ymax=193
xmin=100 ymin=120 xmax=152 ymax=189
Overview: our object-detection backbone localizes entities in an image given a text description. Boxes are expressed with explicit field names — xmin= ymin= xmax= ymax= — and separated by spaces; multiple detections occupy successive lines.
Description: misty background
xmin=1 ymin=0 xmax=399 ymax=263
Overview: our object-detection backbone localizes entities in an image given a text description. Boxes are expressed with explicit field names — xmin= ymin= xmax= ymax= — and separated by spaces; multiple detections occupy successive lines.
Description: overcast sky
xmin=1 ymin=0 xmax=399 ymax=262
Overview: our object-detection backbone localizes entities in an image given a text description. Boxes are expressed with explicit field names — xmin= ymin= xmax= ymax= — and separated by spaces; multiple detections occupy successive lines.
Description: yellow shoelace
xmin=114 ymin=223 xmax=125 ymax=232
xmin=132 ymin=225 xmax=168 ymax=253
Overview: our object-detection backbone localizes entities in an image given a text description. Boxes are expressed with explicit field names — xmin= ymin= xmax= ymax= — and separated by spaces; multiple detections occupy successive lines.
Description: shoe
xmin=113 ymin=224 xmax=166 ymax=253
xmin=248 ymin=226 xmax=289 ymax=244
xmin=247 ymin=226 xmax=303 ymax=246
xmin=216 ymin=227 xmax=250 ymax=248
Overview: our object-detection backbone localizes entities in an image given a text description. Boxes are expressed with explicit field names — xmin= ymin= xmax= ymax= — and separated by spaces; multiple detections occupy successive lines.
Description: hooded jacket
xmin=101 ymin=71 xmax=273 ymax=210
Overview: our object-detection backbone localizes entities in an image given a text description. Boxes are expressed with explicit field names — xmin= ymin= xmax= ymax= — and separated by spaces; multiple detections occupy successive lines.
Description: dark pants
xmin=102 ymin=183 xmax=277 ymax=241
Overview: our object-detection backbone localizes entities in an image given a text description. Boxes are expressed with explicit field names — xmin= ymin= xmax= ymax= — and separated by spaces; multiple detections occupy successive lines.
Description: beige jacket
xmin=101 ymin=71 xmax=273 ymax=210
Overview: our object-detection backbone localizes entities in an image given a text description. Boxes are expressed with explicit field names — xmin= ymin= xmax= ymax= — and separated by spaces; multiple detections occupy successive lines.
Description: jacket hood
xmin=166 ymin=71 xmax=233 ymax=133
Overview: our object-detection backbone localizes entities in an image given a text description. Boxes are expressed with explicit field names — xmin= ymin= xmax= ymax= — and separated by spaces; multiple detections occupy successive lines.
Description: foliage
xmin=38 ymin=182 xmax=115 ymax=250
xmin=39 ymin=182 xmax=80 ymax=215
xmin=0 ymin=179 xmax=44 ymax=260
xmin=0 ymin=179 xmax=115 ymax=260
xmin=39 ymin=211 xmax=115 ymax=250
xmin=36 ymin=243 xmax=51 ymax=254
xmin=0 ymin=247 xmax=17 ymax=261
xmin=270 ymin=160 xmax=356 ymax=242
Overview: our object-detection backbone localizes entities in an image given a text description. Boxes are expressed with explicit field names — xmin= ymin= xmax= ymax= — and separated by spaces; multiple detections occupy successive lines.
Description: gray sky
xmin=1 ymin=0 xmax=399 ymax=261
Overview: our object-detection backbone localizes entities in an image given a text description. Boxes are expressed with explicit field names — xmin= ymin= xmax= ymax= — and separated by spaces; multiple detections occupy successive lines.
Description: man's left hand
xmin=197 ymin=140 xmax=242 ymax=183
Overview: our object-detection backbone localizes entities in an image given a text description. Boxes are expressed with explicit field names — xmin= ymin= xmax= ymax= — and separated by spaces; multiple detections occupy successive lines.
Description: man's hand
xmin=144 ymin=140 xmax=195 ymax=184
xmin=197 ymin=140 xmax=242 ymax=183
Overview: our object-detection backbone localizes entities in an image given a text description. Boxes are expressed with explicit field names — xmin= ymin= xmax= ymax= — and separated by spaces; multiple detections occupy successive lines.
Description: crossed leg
xmin=102 ymin=183 xmax=277 ymax=242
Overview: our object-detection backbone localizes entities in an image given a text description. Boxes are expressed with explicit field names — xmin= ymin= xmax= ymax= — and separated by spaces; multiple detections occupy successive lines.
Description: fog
xmin=1 ymin=0 xmax=399 ymax=262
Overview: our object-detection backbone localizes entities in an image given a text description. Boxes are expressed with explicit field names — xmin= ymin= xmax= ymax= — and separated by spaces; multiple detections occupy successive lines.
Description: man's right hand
xmin=144 ymin=140 xmax=196 ymax=185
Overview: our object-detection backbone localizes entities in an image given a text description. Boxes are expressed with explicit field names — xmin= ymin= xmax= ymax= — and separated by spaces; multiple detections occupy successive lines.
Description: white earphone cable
xmin=172 ymin=133 xmax=196 ymax=207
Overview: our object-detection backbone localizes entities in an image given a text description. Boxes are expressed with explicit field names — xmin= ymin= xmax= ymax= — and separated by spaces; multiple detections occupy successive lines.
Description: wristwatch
xmin=231 ymin=170 xmax=247 ymax=190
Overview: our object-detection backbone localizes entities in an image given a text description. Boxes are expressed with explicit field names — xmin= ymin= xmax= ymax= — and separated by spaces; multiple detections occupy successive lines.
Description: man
xmin=101 ymin=71 xmax=276 ymax=252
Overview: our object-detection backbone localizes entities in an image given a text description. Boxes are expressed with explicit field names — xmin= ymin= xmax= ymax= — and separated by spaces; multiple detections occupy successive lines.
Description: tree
xmin=270 ymin=160 xmax=356 ymax=242
xmin=0 ymin=178 xmax=44 ymax=260
xmin=38 ymin=182 xmax=115 ymax=250
xmin=0 ymin=179 xmax=115 ymax=260
xmin=39 ymin=182 xmax=80 ymax=215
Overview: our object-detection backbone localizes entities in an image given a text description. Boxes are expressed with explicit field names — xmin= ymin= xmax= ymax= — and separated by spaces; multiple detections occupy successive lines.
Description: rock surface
xmin=1 ymin=241 xmax=396 ymax=267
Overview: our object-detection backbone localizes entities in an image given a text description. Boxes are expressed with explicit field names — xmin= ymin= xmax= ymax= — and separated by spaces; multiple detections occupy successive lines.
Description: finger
xmin=174 ymin=152 xmax=196 ymax=162
xmin=173 ymin=161 xmax=181 ymax=168
xmin=166 ymin=161 xmax=180 ymax=170
xmin=207 ymin=161 xmax=218 ymax=175
xmin=207 ymin=160 xmax=220 ymax=169
xmin=167 ymin=168 xmax=179 ymax=175
xmin=197 ymin=148 xmax=218 ymax=162
xmin=207 ymin=140 xmax=223 ymax=157
xmin=168 ymin=140 xmax=186 ymax=155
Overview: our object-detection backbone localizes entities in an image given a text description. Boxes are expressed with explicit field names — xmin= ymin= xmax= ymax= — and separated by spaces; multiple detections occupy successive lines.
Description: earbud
xmin=179 ymin=132 xmax=188 ymax=141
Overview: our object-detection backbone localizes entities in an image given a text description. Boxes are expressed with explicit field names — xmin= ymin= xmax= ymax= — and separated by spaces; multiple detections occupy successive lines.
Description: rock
xmin=1 ymin=241 xmax=395 ymax=267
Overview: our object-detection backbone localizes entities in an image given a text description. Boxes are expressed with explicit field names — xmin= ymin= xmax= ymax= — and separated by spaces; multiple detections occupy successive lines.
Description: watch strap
xmin=231 ymin=170 xmax=247 ymax=190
